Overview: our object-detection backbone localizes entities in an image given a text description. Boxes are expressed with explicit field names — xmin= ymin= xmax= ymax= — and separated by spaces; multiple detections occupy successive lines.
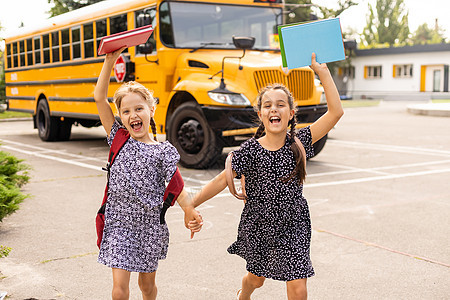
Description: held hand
xmin=184 ymin=208 xmax=203 ymax=239
xmin=104 ymin=46 xmax=127 ymax=64
xmin=309 ymin=52 xmax=329 ymax=77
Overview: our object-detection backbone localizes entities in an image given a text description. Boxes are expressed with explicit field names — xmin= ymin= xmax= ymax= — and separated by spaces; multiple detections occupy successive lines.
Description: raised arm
xmin=192 ymin=170 xmax=228 ymax=208
xmin=309 ymin=53 xmax=344 ymax=144
xmin=93 ymin=47 xmax=126 ymax=135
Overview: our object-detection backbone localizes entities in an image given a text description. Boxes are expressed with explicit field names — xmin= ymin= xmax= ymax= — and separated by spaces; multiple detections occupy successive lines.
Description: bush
xmin=0 ymin=245 xmax=11 ymax=258
xmin=0 ymin=150 xmax=30 ymax=222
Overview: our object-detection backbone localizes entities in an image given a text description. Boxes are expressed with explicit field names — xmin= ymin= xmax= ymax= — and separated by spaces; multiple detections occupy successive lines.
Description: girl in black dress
xmin=191 ymin=53 xmax=343 ymax=299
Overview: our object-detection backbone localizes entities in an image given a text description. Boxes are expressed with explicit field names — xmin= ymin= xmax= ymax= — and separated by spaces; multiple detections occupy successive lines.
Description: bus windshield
xmin=160 ymin=2 xmax=282 ymax=50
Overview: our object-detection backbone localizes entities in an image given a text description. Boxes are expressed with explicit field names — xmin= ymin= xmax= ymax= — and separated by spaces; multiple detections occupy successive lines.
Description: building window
xmin=365 ymin=65 xmax=382 ymax=79
xmin=394 ymin=64 xmax=413 ymax=78
xmin=338 ymin=66 xmax=355 ymax=79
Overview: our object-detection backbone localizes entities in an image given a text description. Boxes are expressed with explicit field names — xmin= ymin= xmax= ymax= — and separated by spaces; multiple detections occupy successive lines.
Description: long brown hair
xmin=113 ymin=81 xmax=158 ymax=141
xmin=253 ymin=83 xmax=306 ymax=185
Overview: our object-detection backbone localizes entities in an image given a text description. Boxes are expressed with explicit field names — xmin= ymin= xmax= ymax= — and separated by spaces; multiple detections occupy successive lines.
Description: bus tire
xmin=37 ymin=99 xmax=59 ymax=141
xmin=167 ymin=103 xmax=222 ymax=169
xmin=312 ymin=134 xmax=327 ymax=157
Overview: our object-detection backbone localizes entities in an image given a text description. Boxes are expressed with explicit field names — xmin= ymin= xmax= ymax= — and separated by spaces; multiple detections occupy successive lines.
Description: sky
xmin=1 ymin=0 xmax=449 ymax=48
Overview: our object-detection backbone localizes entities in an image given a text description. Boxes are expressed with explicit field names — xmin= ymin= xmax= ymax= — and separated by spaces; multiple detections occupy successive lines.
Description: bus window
xmin=83 ymin=23 xmax=94 ymax=58
xmin=12 ymin=42 xmax=18 ymax=67
xmin=159 ymin=2 xmax=174 ymax=47
xmin=61 ymin=29 xmax=71 ymax=61
xmin=135 ymin=7 xmax=156 ymax=55
xmin=43 ymin=34 xmax=50 ymax=63
xmin=26 ymin=39 xmax=33 ymax=65
xmin=19 ymin=40 xmax=25 ymax=67
xmin=34 ymin=37 xmax=41 ymax=64
xmin=110 ymin=14 xmax=128 ymax=53
xmin=6 ymin=44 xmax=12 ymax=68
xmin=110 ymin=14 xmax=127 ymax=34
xmin=72 ymin=27 xmax=81 ymax=59
xmin=52 ymin=31 xmax=60 ymax=63
xmin=95 ymin=19 xmax=107 ymax=56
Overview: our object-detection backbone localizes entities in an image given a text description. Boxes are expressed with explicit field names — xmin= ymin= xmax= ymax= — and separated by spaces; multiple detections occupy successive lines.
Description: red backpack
xmin=96 ymin=128 xmax=129 ymax=249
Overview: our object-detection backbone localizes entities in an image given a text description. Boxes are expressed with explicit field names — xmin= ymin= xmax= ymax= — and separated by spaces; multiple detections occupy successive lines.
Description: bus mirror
xmin=138 ymin=43 xmax=153 ymax=54
xmin=232 ymin=36 xmax=255 ymax=50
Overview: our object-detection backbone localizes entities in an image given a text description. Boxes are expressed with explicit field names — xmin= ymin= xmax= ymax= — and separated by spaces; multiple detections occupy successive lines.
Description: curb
xmin=0 ymin=117 xmax=33 ymax=122
xmin=407 ymin=103 xmax=450 ymax=117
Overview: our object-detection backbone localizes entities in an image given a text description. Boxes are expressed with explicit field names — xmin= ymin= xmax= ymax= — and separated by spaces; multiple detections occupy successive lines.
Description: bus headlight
xmin=208 ymin=92 xmax=250 ymax=106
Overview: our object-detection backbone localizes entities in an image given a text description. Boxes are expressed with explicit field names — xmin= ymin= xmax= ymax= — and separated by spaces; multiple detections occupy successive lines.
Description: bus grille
xmin=253 ymin=70 xmax=314 ymax=100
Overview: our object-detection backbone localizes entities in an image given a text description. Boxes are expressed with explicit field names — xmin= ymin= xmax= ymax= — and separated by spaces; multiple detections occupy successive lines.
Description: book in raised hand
xmin=97 ymin=25 xmax=153 ymax=55
xmin=278 ymin=18 xmax=345 ymax=69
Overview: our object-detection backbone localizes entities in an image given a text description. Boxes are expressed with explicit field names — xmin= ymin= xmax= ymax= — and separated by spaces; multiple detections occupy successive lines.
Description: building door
xmin=433 ymin=70 xmax=441 ymax=92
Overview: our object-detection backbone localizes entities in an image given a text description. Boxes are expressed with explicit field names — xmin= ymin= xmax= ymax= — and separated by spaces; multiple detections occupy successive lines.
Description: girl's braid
xmin=253 ymin=123 xmax=265 ymax=139
xmin=281 ymin=116 xmax=307 ymax=185
xmin=150 ymin=117 xmax=158 ymax=142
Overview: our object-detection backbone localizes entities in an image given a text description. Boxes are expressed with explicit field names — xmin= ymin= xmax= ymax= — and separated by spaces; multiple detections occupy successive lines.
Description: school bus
xmin=4 ymin=0 xmax=328 ymax=168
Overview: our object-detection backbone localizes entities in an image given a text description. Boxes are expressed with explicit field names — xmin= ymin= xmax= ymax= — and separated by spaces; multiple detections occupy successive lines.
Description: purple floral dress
xmin=98 ymin=121 xmax=179 ymax=273
xmin=228 ymin=127 xmax=315 ymax=281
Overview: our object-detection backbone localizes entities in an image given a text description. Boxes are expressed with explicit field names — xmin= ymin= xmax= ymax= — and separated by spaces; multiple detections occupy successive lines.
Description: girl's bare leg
xmin=238 ymin=272 xmax=265 ymax=300
xmin=112 ymin=268 xmax=131 ymax=300
xmin=286 ymin=278 xmax=307 ymax=300
xmin=138 ymin=271 xmax=158 ymax=300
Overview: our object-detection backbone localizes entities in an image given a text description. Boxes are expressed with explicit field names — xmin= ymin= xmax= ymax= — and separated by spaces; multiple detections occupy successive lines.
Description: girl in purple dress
xmin=94 ymin=47 xmax=202 ymax=300
xmin=192 ymin=53 xmax=344 ymax=300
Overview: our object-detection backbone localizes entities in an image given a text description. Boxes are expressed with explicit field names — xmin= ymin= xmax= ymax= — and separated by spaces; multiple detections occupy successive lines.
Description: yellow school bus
xmin=4 ymin=0 xmax=328 ymax=168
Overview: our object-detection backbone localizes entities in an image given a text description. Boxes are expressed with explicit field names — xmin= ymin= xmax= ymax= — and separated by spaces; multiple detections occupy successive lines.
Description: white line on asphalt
xmin=308 ymin=159 xmax=450 ymax=177
xmin=327 ymin=140 xmax=450 ymax=157
xmin=0 ymin=139 xmax=105 ymax=163
xmin=0 ymin=145 xmax=103 ymax=172
xmin=306 ymin=167 xmax=450 ymax=188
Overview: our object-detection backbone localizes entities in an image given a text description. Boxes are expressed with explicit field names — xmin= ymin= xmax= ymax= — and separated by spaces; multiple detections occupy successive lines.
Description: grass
xmin=431 ymin=99 xmax=450 ymax=103
xmin=0 ymin=111 xmax=32 ymax=119
xmin=341 ymin=99 xmax=381 ymax=108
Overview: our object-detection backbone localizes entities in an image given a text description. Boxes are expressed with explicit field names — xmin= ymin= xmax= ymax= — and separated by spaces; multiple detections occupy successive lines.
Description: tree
xmin=411 ymin=22 xmax=446 ymax=45
xmin=362 ymin=0 xmax=410 ymax=47
xmin=48 ymin=0 xmax=105 ymax=17
xmin=283 ymin=0 xmax=358 ymax=24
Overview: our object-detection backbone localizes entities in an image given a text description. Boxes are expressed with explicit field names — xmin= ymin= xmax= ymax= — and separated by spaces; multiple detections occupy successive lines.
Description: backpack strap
xmin=100 ymin=128 xmax=130 ymax=207
xmin=160 ymin=167 xmax=184 ymax=224
xmin=225 ymin=152 xmax=247 ymax=200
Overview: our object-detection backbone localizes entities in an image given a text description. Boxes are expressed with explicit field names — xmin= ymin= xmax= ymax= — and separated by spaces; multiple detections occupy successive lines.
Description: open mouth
xmin=130 ymin=121 xmax=143 ymax=131
xmin=269 ymin=116 xmax=281 ymax=124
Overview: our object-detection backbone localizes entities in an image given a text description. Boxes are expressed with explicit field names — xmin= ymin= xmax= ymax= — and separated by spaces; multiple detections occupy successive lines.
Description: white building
xmin=335 ymin=43 xmax=450 ymax=100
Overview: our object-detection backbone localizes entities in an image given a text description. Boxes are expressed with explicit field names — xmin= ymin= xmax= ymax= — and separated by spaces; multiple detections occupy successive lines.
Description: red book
xmin=97 ymin=25 xmax=153 ymax=55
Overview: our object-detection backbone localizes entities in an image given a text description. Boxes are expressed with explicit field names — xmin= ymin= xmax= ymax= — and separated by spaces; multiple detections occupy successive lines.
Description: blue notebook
xmin=278 ymin=18 xmax=345 ymax=69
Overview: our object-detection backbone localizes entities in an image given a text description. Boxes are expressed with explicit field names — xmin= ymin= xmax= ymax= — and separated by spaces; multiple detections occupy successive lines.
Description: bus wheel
xmin=37 ymin=99 xmax=59 ymax=141
xmin=167 ymin=103 xmax=223 ymax=169
xmin=312 ymin=134 xmax=327 ymax=157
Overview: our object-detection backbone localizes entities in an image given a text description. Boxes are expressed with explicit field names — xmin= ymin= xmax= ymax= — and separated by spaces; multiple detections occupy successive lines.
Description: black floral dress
xmin=98 ymin=121 xmax=179 ymax=273
xmin=228 ymin=126 xmax=315 ymax=281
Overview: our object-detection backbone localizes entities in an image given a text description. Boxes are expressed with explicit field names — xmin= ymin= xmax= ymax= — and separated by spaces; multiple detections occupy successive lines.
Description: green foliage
xmin=48 ymin=0 xmax=105 ymax=17
xmin=411 ymin=23 xmax=447 ymax=45
xmin=362 ymin=0 xmax=410 ymax=47
xmin=0 ymin=245 xmax=11 ymax=258
xmin=318 ymin=0 xmax=358 ymax=19
xmin=0 ymin=150 xmax=30 ymax=222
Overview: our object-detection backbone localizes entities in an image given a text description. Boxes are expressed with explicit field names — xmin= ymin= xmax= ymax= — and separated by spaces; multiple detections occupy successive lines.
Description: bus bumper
xmin=201 ymin=104 xmax=328 ymax=137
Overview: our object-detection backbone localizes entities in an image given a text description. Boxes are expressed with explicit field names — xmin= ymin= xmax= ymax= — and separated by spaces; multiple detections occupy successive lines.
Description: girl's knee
xmin=286 ymin=278 xmax=307 ymax=300
xmin=112 ymin=287 xmax=129 ymax=300
xmin=138 ymin=272 xmax=157 ymax=296
xmin=245 ymin=273 xmax=265 ymax=289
